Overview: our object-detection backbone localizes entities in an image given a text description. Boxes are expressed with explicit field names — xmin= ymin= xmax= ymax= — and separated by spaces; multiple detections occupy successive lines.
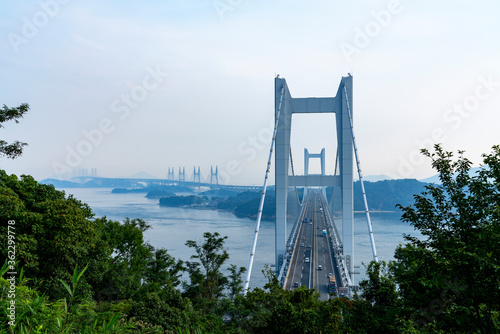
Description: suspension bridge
xmin=244 ymin=74 xmax=378 ymax=297
xmin=72 ymin=74 xmax=378 ymax=297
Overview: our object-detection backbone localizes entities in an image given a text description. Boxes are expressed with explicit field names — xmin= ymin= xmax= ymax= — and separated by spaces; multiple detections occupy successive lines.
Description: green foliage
xmin=145 ymin=190 xmax=175 ymax=199
xmin=226 ymin=264 xmax=246 ymax=300
xmin=392 ymin=145 xmax=500 ymax=333
xmin=233 ymin=195 xmax=276 ymax=220
xmin=60 ymin=264 xmax=90 ymax=309
xmin=355 ymin=145 xmax=500 ymax=333
xmin=183 ymin=232 xmax=230 ymax=307
xmin=0 ymin=103 xmax=29 ymax=159
xmin=4 ymin=143 xmax=500 ymax=333
xmin=144 ymin=248 xmax=184 ymax=289
xmin=0 ymin=170 xmax=183 ymax=305
xmin=0 ymin=171 xmax=97 ymax=300
xmin=0 ymin=270 xmax=140 ymax=333
xmin=347 ymin=261 xmax=402 ymax=333
xmin=159 ymin=195 xmax=206 ymax=207
xmin=326 ymin=179 xmax=429 ymax=212
xmin=354 ymin=178 xmax=428 ymax=211
xmin=92 ymin=217 xmax=182 ymax=301
xmin=239 ymin=271 xmax=347 ymax=333
xmin=129 ymin=288 xmax=194 ymax=332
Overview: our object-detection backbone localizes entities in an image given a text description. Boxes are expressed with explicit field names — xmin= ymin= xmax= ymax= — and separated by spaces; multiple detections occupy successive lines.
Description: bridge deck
xmin=283 ymin=190 xmax=344 ymax=299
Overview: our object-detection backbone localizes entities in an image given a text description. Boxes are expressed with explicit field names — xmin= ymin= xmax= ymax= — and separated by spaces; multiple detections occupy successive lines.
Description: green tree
xmin=344 ymin=261 xmax=401 ymax=334
xmin=183 ymin=232 xmax=230 ymax=308
xmin=390 ymin=145 xmax=500 ymax=333
xmin=0 ymin=103 xmax=29 ymax=159
xmin=144 ymin=247 xmax=184 ymax=289
xmin=0 ymin=171 xmax=184 ymax=303
xmin=129 ymin=287 xmax=195 ymax=332
xmin=226 ymin=264 xmax=246 ymax=300
xmin=0 ymin=171 xmax=98 ymax=300
xmin=238 ymin=267 xmax=346 ymax=333
xmin=93 ymin=217 xmax=182 ymax=301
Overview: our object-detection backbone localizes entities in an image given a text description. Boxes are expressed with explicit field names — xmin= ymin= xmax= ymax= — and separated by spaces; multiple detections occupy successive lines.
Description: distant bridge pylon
xmin=210 ymin=166 xmax=219 ymax=185
xmin=193 ymin=166 xmax=201 ymax=183
xmin=167 ymin=167 xmax=175 ymax=180
xmin=178 ymin=167 xmax=186 ymax=182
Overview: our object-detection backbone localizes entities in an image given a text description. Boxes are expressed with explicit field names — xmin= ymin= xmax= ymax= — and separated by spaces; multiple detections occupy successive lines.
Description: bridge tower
xmin=210 ymin=166 xmax=219 ymax=185
xmin=167 ymin=167 xmax=175 ymax=180
xmin=274 ymin=75 xmax=354 ymax=282
xmin=178 ymin=167 xmax=186 ymax=182
xmin=304 ymin=148 xmax=328 ymax=200
xmin=304 ymin=148 xmax=325 ymax=175
xmin=193 ymin=166 xmax=201 ymax=183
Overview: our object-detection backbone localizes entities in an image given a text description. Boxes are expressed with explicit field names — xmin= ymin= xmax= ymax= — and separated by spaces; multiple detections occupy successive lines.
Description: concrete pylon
xmin=193 ymin=166 xmax=201 ymax=183
xmin=210 ymin=166 xmax=219 ymax=185
xmin=304 ymin=148 xmax=326 ymax=175
xmin=179 ymin=167 xmax=185 ymax=182
xmin=168 ymin=167 xmax=175 ymax=180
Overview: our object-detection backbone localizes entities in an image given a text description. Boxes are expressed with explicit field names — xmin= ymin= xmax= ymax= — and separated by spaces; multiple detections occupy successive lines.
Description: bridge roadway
xmin=283 ymin=190 xmax=342 ymax=300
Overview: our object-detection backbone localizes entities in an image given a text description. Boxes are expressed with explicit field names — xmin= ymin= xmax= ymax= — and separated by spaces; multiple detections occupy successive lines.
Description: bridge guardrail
xmin=320 ymin=194 xmax=352 ymax=288
xmin=278 ymin=194 xmax=308 ymax=285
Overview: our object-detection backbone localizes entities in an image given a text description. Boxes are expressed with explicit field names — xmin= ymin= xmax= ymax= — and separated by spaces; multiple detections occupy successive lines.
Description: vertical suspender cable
xmin=328 ymin=150 xmax=339 ymax=207
xmin=343 ymin=85 xmax=379 ymax=263
xmin=290 ymin=147 xmax=301 ymax=206
xmin=243 ymin=85 xmax=285 ymax=294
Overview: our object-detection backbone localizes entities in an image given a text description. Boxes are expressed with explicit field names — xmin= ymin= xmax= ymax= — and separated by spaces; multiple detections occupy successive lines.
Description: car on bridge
xmin=304 ymin=257 xmax=310 ymax=263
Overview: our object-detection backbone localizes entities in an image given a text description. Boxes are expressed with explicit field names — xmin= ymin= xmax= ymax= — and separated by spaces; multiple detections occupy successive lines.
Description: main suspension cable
xmin=343 ymin=85 xmax=379 ymax=263
xmin=244 ymin=85 xmax=285 ymax=294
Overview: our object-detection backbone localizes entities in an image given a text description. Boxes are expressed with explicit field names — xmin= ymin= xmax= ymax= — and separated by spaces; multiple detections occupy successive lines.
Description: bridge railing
xmin=278 ymin=193 xmax=308 ymax=285
xmin=320 ymin=193 xmax=353 ymax=288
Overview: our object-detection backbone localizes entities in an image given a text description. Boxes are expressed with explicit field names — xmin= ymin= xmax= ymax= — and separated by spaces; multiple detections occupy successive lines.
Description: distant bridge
xmin=71 ymin=176 xmax=262 ymax=192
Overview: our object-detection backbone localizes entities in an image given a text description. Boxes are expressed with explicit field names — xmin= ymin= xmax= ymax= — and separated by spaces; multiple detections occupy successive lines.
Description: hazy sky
xmin=1 ymin=0 xmax=499 ymax=185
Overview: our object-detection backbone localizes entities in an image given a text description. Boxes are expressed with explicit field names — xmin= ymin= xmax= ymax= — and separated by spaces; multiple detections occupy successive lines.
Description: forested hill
xmin=154 ymin=179 xmax=428 ymax=220
xmin=299 ymin=178 xmax=428 ymax=214
xmin=353 ymin=178 xmax=428 ymax=211
xmin=230 ymin=179 xmax=429 ymax=220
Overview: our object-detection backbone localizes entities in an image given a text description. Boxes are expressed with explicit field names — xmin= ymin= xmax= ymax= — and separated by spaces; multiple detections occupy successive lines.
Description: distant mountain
xmin=419 ymin=167 xmax=482 ymax=184
xmin=355 ymin=174 xmax=392 ymax=182
xmin=325 ymin=178 xmax=428 ymax=212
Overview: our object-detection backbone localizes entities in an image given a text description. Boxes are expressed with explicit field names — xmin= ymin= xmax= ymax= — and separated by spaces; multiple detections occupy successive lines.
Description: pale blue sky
xmin=1 ymin=0 xmax=499 ymax=185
